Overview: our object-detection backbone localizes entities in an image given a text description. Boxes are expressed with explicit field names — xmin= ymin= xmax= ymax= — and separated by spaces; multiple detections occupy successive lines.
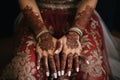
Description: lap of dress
xmin=0 ymin=12 xmax=111 ymax=80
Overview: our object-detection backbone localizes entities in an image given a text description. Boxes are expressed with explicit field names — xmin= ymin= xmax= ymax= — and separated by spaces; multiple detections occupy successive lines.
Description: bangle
xmin=36 ymin=30 xmax=53 ymax=39
xmin=69 ymin=27 xmax=83 ymax=37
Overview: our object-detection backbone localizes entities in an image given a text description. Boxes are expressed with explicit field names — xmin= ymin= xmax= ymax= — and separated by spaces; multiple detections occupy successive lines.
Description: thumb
xmin=54 ymin=40 xmax=63 ymax=54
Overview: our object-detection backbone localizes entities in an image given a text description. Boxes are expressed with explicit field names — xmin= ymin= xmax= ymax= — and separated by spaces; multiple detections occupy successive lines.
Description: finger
xmin=74 ymin=53 xmax=80 ymax=72
xmin=67 ymin=53 xmax=73 ymax=76
xmin=61 ymin=52 xmax=67 ymax=76
xmin=36 ymin=44 xmax=42 ymax=70
xmin=54 ymin=40 xmax=63 ymax=54
xmin=48 ymin=55 xmax=57 ymax=79
xmin=36 ymin=53 xmax=41 ymax=70
xmin=43 ymin=56 xmax=50 ymax=77
xmin=54 ymin=54 xmax=61 ymax=76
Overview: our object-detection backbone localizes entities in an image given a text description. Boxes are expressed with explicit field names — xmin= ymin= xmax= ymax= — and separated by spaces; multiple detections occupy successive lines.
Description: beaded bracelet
xmin=69 ymin=27 xmax=83 ymax=38
xmin=36 ymin=30 xmax=53 ymax=39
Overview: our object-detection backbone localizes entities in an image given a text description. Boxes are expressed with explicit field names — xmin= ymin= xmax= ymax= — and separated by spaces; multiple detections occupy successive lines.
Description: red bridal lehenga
xmin=0 ymin=0 xmax=116 ymax=80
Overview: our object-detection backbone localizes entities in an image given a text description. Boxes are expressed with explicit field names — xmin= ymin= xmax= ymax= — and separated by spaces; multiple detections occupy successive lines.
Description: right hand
xmin=36 ymin=32 xmax=60 ymax=79
xmin=54 ymin=31 xmax=83 ymax=76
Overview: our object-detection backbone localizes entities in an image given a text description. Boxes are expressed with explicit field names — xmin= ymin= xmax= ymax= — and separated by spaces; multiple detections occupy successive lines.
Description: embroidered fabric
xmin=37 ymin=0 xmax=80 ymax=10
xmin=40 ymin=0 xmax=75 ymax=3
xmin=1 ymin=0 xmax=119 ymax=79
xmin=0 ymin=11 xmax=110 ymax=80
xmin=95 ymin=11 xmax=120 ymax=80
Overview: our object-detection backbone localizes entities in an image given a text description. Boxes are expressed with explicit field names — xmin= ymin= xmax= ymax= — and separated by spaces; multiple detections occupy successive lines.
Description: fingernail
xmin=53 ymin=73 xmax=57 ymax=79
xmin=68 ymin=71 xmax=71 ymax=76
xmin=54 ymin=50 xmax=59 ymax=54
xmin=86 ymin=60 xmax=90 ymax=64
xmin=76 ymin=67 xmax=79 ymax=72
xmin=61 ymin=70 xmax=64 ymax=76
xmin=58 ymin=71 xmax=61 ymax=76
xmin=37 ymin=66 xmax=40 ymax=70
xmin=46 ymin=72 xmax=50 ymax=77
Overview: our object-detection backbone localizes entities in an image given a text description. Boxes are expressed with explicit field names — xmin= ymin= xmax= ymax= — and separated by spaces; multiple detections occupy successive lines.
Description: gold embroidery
xmin=71 ymin=17 xmax=106 ymax=79
xmin=0 ymin=36 xmax=36 ymax=80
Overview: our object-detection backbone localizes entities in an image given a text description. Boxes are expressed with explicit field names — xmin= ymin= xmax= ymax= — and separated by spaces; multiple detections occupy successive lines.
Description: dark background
xmin=0 ymin=0 xmax=120 ymax=38
xmin=97 ymin=0 xmax=120 ymax=31
xmin=0 ymin=0 xmax=19 ymax=38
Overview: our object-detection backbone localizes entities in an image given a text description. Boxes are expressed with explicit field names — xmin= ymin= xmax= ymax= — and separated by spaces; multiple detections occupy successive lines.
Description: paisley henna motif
xmin=66 ymin=32 xmax=79 ymax=49
xmin=22 ymin=6 xmax=46 ymax=34
xmin=39 ymin=33 xmax=54 ymax=51
xmin=74 ymin=6 xmax=93 ymax=32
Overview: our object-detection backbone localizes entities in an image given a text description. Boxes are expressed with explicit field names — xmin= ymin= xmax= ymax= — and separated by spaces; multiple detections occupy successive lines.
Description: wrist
xmin=68 ymin=27 xmax=83 ymax=38
xmin=22 ymin=6 xmax=47 ymax=35
xmin=68 ymin=31 xmax=79 ymax=36
xmin=36 ymin=29 xmax=53 ymax=39
xmin=34 ymin=25 xmax=47 ymax=35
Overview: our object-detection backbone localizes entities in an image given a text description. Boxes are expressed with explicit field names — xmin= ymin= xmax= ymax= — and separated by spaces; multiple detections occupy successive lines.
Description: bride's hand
xmin=36 ymin=32 xmax=60 ymax=78
xmin=55 ymin=32 xmax=82 ymax=76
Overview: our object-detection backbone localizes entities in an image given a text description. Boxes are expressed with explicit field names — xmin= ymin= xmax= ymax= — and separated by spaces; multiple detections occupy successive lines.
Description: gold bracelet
xmin=69 ymin=27 xmax=83 ymax=37
xmin=36 ymin=30 xmax=53 ymax=39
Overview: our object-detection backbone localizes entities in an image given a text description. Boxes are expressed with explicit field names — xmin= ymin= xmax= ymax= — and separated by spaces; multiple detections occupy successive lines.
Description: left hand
xmin=36 ymin=32 xmax=60 ymax=78
xmin=54 ymin=31 xmax=82 ymax=77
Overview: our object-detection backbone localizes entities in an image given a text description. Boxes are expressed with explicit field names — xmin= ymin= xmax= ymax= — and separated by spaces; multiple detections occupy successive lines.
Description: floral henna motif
xmin=74 ymin=53 xmax=80 ymax=68
xmin=67 ymin=53 xmax=73 ymax=71
xmin=61 ymin=52 xmax=67 ymax=70
xmin=39 ymin=33 xmax=54 ymax=51
xmin=74 ymin=6 xmax=93 ymax=32
xmin=43 ymin=56 xmax=49 ymax=72
xmin=48 ymin=55 xmax=56 ymax=73
xmin=66 ymin=32 xmax=79 ymax=49
xmin=54 ymin=54 xmax=60 ymax=71
xmin=22 ymin=6 xmax=45 ymax=34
